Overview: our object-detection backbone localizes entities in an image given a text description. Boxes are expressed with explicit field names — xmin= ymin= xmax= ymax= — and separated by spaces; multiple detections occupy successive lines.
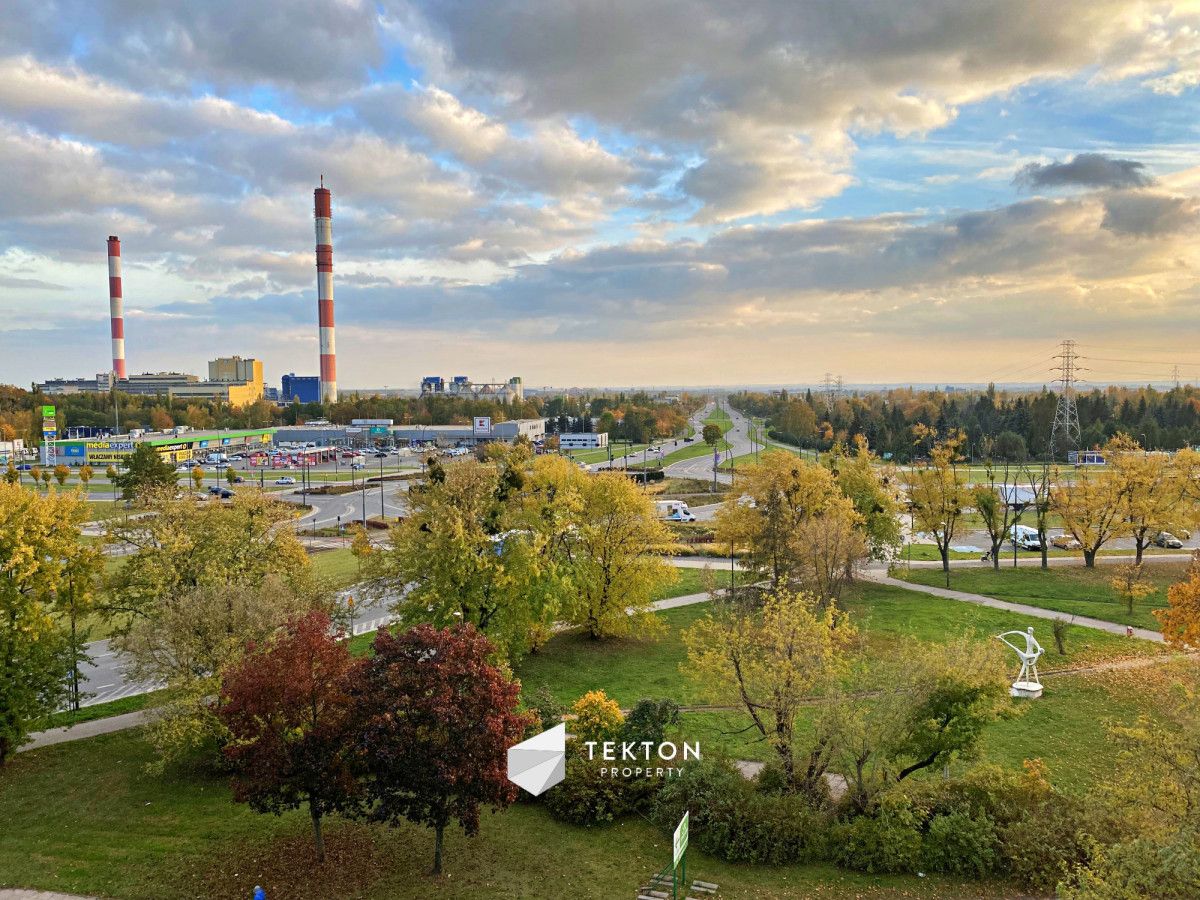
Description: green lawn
xmin=895 ymin=563 xmax=1183 ymax=631
xmin=308 ymin=546 xmax=366 ymax=589
xmin=660 ymin=437 xmax=730 ymax=466
xmin=704 ymin=406 xmax=733 ymax=434
xmin=0 ymin=730 xmax=1002 ymax=900
xmin=564 ymin=443 xmax=652 ymax=465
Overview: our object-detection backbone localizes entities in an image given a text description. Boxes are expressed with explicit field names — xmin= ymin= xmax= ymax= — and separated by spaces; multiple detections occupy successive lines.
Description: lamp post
xmin=379 ymin=454 xmax=385 ymax=520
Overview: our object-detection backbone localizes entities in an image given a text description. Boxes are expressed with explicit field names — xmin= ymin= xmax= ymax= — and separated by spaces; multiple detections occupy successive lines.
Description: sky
xmin=4 ymin=0 xmax=1200 ymax=390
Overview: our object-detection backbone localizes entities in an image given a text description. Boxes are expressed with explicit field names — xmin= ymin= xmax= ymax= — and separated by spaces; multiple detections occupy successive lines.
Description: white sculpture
xmin=997 ymin=627 xmax=1044 ymax=699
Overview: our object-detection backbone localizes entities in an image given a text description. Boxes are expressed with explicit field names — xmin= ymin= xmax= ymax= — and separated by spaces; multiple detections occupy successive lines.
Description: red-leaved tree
xmin=351 ymin=623 xmax=533 ymax=875
xmin=219 ymin=611 xmax=360 ymax=862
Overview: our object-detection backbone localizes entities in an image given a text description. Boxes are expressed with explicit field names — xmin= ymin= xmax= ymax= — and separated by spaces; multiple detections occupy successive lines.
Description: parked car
xmin=219 ymin=488 xmax=234 ymax=499
xmin=1050 ymin=533 xmax=1082 ymax=551
xmin=17 ymin=464 xmax=31 ymax=471
xmin=374 ymin=450 xmax=389 ymax=458
xmin=275 ymin=476 xmax=296 ymax=485
xmin=208 ymin=485 xmax=222 ymax=494
xmin=1154 ymin=531 xmax=1185 ymax=549
xmin=351 ymin=463 xmax=365 ymax=471
xmin=233 ymin=475 xmax=245 ymax=484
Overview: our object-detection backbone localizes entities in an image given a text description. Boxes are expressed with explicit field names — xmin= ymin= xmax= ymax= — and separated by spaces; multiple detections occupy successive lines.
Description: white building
xmin=559 ymin=432 xmax=608 ymax=450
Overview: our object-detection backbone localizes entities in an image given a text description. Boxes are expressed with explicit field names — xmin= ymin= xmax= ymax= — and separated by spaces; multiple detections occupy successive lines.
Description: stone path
xmin=0 ymin=892 xmax=97 ymax=899
xmin=864 ymin=569 xmax=1164 ymax=642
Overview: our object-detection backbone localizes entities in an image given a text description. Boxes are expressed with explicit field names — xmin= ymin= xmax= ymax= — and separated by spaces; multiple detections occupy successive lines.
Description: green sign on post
xmin=41 ymin=405 xmax=56 ymax=418
xmin=673 ymin=810 xmax=688 ymax=867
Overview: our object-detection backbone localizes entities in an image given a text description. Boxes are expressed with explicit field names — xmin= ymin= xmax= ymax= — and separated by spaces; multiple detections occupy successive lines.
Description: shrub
xmin=922 ymin=809 xmax=999 ymax=877
xmin=571 ymin=690 xmax=624 ymax=745
xmin=1060 ymin=831 xmax=1200 ymax=899
xmin=529 ymin=685 xmax=567 ymax=733
xmin=621 ymin=698 xmax=681 ymax=746
xmin=542 ymin=752 xmax=656 ymax=826
xmin=831 ymin=792 xmax=923 ymax=874
xmin=651 ymin=758 xmax=829 ymax=864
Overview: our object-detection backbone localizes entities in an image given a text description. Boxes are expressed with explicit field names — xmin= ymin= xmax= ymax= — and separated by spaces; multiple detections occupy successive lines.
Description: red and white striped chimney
xmin=314 ymin=179 xmax=337 ymax=403
xmin=107 ymin=235 xmax=127 ymax=380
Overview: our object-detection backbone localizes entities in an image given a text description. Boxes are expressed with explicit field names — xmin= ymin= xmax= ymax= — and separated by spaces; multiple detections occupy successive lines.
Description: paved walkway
xmin=18 ymin=710 xmax=155 ymax=754
xmin=0 ymin=891 xmax=97 ymax=899
xmin=864 ymin=570 xmax=1164 ymax=642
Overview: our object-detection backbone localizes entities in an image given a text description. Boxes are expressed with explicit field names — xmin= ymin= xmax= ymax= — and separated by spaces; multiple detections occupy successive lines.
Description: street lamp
xmin=379 ymin=453 xmax=385 ymax=520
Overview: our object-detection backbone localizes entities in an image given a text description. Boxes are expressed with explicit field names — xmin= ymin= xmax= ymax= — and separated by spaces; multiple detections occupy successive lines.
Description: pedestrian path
xmin=863 ymin=570 xmax=1164 ymax=642
xmin=18 ymin=710 xmax=155 ymax=754
xmin=0 ymin=891 xmax=97 ymax=900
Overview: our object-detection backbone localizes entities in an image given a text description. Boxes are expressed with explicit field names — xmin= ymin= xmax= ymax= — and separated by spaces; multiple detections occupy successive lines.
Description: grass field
xmin=0 ymin=729 xmax=1008 ymax=900
xmin=2 ymin=579 xmax=1174 ymax=898
xmin=895 ymin=562 xmax=1184 ymax=631
xmin=704 ymin=405 xmax=733 ymax=434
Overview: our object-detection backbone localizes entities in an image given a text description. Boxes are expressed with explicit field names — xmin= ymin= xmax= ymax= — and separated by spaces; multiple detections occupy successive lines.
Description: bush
xmin=831 ymin=792 xmax=923 ymax=874
xmin=529 ymin=685 xmax=566 ymax=733
xmin=1060 ymin=831 xmax=1200 ymax=899
xmin=542 ymin=752 xmax=656 ymax=826
xmin=651 ymin=758 xmax=829 ymax=864
xmin=571 ymin=690 xmax=624 ymax=745
xmin=922 ymin=809 xmax=999 ymax=877
xmin=621 ymin=698 xmax=680 ymax=746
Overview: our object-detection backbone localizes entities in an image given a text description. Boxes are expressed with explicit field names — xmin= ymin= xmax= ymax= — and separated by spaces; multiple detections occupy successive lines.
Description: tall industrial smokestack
xmin=314 ymin=177 xmax=337 ymax=403
xmin=107 ymin=235 xmax=127 ymax=380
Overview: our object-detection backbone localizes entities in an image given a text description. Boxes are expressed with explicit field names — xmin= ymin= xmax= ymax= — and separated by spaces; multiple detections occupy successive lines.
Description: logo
xmin=507 ymin=723 xmax=566 ymax=796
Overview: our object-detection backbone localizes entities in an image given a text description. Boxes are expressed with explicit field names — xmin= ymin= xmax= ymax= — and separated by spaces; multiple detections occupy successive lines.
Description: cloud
xmin=1014 ymin=153 xmax=1154 ymax=190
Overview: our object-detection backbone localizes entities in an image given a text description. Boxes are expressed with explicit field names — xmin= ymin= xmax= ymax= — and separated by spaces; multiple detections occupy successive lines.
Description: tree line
xmin=730 ymin=383 xmax=1200 ymax=460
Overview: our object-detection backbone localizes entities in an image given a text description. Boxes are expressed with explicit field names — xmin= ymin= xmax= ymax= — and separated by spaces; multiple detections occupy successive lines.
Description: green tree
xmin=683 ymin=588 xmax=854 ymax=795
xmin=225 ymin=465 xmax=238 ymax=486
xmin=702 ymin=423 xmax=723 ymax=447
xmin=831 ymin=435 xmax=903 ymax=559
xmin=111 ymin=444 xmax=177 ymax=500
xmin=565 ymin=471 xmax=677 ymax=639
xmin=3 ymin=463 xmax=16 ymax=485
xmin=0 ymin=484 xmax=99 ymax=763
xmin=39 ymin=469 xmax=52 ymax=491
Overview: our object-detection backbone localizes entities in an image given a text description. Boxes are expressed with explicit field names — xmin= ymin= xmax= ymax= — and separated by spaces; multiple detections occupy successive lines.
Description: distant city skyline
xmin=5 ymin=1 xmax=1200 ymax=388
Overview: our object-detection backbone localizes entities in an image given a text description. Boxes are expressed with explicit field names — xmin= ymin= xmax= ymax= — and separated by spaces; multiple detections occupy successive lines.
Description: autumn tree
xmin=219 ymin=612 xmax=361 ymax=862
xmin=831 ymin=435 xmax=902 ymax=559
xmin=78 ymin=465 xmax=93 ymax=490
xmin=190 ymin=466 xmax=204 ymax=492
xmin=3 ymin=463 xmax=17 ymax=485
xmin=972 ymin=462 xmax=1022 ymax=570
xmin=1154 ymin=563 xmax=1200 ymax=648
xmin=1052 ymin=467 xmax=1130 ymax=568
xmin=906 ymin=435 xmax=968 ymax=585
xmin=0 ymin=484 xmax=100 ymax=763
xmin=571 ymin=689 xmax=624 ymax=744
xmin=1019 ymin=463 xmax=1055 ymax=570
xmin=1107 ymin=434 xmax=1177 ymax=564
xmin=683 ymin=588 xmax=854 ymax=796
xmin=714 ymin=450 xmax=861 ymax=590
xmin=52 ymin=464 xmax=70 ymax=487
xmin=39 ymin=469 xmax=52 ymax=491
xmin=1110 ymin=563 xmax=1155 ymax=617
xmin=149 ymin=407 xmax=174 ymax=431
xmin=351 ymin=624 xmax=532 ymax=875
xmin=29 ymin=465 xmax=41 ymax=490
xmin=111 ymin=444 xmax=177 ymax=499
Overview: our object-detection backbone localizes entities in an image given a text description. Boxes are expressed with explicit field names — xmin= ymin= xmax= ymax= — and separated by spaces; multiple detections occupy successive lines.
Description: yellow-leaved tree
xmin=906 ymin=433 xmax=969 ymax=585
xmin=0 ymin=482 xmax=102 ymax=763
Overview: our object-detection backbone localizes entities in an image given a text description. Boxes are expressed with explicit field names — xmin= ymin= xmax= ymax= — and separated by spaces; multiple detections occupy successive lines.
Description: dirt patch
xmin=191 ymin=820 xmax=392 ymax=899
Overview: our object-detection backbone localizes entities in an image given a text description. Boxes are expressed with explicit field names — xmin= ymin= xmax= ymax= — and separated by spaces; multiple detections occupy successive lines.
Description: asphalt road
xmin=664 ymin=402 xmax=756 ymax=485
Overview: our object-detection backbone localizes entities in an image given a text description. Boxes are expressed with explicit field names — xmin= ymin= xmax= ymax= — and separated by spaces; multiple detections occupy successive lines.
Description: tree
xmin=972 ymin=463 xmax=1021 ymax=570
xmin=351 ymin=624 xmax=533 ymax=875
xmin=1110 ymin=563 xmax=1154 ymax=616
xmin=571 ymin=690 xmax=624 ymax=744
xmin=190 ymin=466 xmax=204 ymax=492
xmin=714 ymin=450 xmax=852 ymax=589
xmin=1019 ymin=463 xmax=1054 ymax=570
xmin=1105 ymin=436 xmax=1178 ymax=565
xmin=78 ymin=465 xmax=93 ymax=490
xmin=105 ymin=465 xmax=118 ymax=500
xmin=1154 ymin=565 xmax=1200 ymax=648
xmin=53 ymin=464 xmax=70 ymax=487
xmin=39 ymin=469 xmax=52 ymax=491
xmin=701 ymin=423 xmax=723 ymax=447
xmin=906 ymin=436 xmax=968 ymax=586
xmin=29 ymin=465 xmax=41 ymax=490
xmin=372 ymin=456 xmax=573 ymax=660
xmin=564 ymin=471 xmax=676 ymax=639
xmin=149 ymin=407 xmax=174 ymax=431
xmin=832 ymin=436 xmax=902 ymax=560
xmin=0 ymin=483 xmax=98 ymax=763
xmin=683 ymin=588 xmax=854 ymax=795
xmin=219 ymin=612 xmax=361 ymax=862
xmin=831 ymin=636 xmax=1009 ymax=813
xmin=1052 ymin=467 xmax=1130 ymax=568
xmin=3 ymin=463 xmax=17 ymax=485
xmin=111 ymin=444 xmax=177 ymax=499
xmin=225 ymin=465 xmax=238 ymax=486
xmin=55 ymin=536 xmax=102 ymax=712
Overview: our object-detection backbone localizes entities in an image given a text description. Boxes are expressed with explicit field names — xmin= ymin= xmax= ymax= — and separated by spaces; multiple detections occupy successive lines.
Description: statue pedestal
xmin=1010 ymin=680 xmax=1043 ymax=699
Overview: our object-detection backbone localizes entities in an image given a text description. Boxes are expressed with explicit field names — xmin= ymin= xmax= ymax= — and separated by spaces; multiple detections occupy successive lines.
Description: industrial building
xmin=420 ymin=375 xmax=524 ymax=403
xmin=38 ymin=358 xmax=264 ymax=406
xmin=51 ymin=427 xmax=276 ymax=467
xmin=281 ymin=373 xmax=321 ymax=404
xmin=559 ymin=432 xmax=608 ymax=450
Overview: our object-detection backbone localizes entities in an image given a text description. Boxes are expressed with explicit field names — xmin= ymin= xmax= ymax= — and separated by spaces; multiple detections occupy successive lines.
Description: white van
xmin=655 ymin=500 xmax=696 ymax=522
xmin=1009 ymin=524 xmax=1042 ymax=551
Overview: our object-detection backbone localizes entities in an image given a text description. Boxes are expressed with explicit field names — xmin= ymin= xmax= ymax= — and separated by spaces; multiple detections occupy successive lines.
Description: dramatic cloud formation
xmin=3 ymin=1 xmax=1200 ymax=386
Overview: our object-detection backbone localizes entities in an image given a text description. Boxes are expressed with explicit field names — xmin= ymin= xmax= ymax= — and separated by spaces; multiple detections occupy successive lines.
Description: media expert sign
xmin=473 ymin=416 xmax=492 ymax=436
xmin=673 ymin=811 xmax=689 ymax=868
